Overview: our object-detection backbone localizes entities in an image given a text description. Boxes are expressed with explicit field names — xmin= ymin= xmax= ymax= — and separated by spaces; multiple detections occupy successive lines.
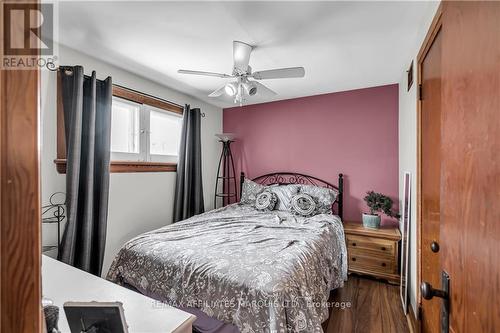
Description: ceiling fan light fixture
xmin=224 ymin=82 xmax=237 ymax=96
xmin=242 ymin=81 xmax=258 ymax=96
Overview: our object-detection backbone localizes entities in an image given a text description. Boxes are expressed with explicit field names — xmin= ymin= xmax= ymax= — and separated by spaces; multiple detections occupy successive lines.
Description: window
xmin=56 ymin=83 xmax=184 ymax=173
xmin=149 ymin=107 xmax=183 ymax=158
xmin=110 ymin=97 xmax=183 ymax=163
xmin=110 ymin=97 xmax=140 ymax=156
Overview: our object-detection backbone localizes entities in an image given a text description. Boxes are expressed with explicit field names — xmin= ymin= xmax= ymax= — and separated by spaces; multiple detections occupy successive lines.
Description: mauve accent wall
xmin=223 ymin=84 xmax=399 ymax=225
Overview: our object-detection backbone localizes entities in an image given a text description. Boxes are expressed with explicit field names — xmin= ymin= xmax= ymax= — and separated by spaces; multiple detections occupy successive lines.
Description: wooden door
xmin=419 ymin=23 xmax=443 ymax=333
xmin=439 ymin=2 xmax=500 ymax=332
xmin=0 ymin=1 xmax=42 ymax=332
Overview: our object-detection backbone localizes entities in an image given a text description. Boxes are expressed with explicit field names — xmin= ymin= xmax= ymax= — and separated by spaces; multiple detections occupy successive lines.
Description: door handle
xmin=421 ymin=281 xmax=448 ymax=300
xmin=421 ymin=271 xmax=450 ymax=333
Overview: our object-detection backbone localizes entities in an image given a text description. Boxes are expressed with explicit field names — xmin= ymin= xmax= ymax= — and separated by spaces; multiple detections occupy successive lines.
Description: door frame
xmin=416 ymin=2 xmax=442 ymax=311
xmin=0 ymin=0 xmax=42 ymax=332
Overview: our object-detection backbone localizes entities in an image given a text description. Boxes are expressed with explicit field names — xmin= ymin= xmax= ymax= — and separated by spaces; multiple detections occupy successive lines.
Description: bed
xmin=107 ymin=172 xmax=347 ymax=333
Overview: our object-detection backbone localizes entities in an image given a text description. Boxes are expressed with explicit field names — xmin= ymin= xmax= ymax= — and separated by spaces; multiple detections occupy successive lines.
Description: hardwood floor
xmin=323 ymin=275 xmax=409 ymax=333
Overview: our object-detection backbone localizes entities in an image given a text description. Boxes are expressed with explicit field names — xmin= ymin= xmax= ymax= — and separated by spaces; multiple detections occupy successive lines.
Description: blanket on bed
xmin=107 ymin=204 xmax=347 ymax=333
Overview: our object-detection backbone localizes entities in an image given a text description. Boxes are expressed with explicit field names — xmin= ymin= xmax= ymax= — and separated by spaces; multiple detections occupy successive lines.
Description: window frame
xmin=55 ymin=74 xmax=183 ymax=173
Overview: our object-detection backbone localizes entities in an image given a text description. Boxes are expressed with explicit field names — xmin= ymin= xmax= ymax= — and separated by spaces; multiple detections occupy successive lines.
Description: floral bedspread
xmin=107 ymin=204 xmax=347 ymax=333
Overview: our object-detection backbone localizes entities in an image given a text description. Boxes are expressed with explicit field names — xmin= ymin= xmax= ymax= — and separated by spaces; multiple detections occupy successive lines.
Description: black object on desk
xmin=63 ymin=301 xmax=129 ymax=333
xmin=43 ymin=304 xmax=60 ymax=333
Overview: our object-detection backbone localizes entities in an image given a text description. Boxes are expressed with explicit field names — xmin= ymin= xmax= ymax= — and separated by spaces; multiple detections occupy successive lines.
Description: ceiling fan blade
xmin=178 ymin=69 xmax=232 ymax=78
xmin=233 ymin=41 xmax=253 ymax=74
xmin=252 ymin=67 xmax=305 ymax=80
xmin=208 ymin=85 xmax=227 ymax=97
xmin=253 ymin=81 xmax=277 ymax=97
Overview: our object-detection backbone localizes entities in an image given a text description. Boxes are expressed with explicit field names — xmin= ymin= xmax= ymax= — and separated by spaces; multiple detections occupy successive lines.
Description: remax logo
xmin=3 ymin=3 xmax=53 ymax=56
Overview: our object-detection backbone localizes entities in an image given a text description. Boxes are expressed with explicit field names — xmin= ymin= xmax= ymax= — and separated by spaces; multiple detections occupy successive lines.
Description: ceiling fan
xmin=178 ymin=41 xmax=305 ymax=106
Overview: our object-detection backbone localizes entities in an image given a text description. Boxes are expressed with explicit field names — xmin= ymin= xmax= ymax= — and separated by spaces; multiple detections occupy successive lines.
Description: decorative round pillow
xmin=254 ymin=191 xmax=278 ymax=211
xmin=290 ymin=193 xmax=317 ymax=217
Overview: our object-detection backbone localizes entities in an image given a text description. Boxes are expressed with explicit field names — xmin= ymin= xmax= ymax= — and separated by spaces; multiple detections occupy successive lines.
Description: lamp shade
xmin=215 ymin=133 xmax=236 ymax=142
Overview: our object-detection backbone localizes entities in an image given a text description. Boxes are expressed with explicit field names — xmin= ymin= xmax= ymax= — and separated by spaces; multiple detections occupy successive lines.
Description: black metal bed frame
xmin=240 ymin=171 xmax=344 ymax=220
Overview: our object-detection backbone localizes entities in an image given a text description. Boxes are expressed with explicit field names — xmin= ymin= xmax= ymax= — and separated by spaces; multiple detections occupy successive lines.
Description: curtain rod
xmin=50 ymin=65 xmax=205 ymax=117
xmin=113 ymin=84 xmax=206 ymax=118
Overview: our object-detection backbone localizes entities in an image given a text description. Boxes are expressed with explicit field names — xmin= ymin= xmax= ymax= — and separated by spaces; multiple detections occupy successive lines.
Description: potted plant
xmin=362 ymin=191 xmax=398 ymax=229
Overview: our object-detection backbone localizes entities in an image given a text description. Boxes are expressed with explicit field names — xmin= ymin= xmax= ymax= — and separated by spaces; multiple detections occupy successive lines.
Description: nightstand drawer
xmin=348 ymin=250 xmax=396 ymax=274
xmin=346 ymin=234 xmax=395 ymax=257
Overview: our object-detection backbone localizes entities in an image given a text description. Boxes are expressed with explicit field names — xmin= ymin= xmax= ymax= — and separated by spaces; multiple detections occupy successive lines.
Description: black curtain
xmin=173 ymin=105 xmax=204 ymax=222
xmin=58 ymin=66 xmax=112 ymax=276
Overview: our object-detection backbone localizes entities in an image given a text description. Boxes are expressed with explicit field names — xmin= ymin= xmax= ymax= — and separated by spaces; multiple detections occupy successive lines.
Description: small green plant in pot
xmin=362 ymin=191 xmax=398 ymax=229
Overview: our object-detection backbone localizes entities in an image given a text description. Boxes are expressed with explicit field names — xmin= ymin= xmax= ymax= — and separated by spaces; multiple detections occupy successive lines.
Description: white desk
xmin=42 ymin=255 xmax=196 ymax=333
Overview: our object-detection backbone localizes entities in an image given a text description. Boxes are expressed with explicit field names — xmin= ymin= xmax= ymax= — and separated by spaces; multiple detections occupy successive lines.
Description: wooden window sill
xmin=54 ymin=159 xmax=177 ymax=174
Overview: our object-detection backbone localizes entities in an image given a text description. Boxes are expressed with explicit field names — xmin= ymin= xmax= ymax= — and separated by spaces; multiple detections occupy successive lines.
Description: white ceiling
xmin=57 ymin=1 xmax=437 ymax=108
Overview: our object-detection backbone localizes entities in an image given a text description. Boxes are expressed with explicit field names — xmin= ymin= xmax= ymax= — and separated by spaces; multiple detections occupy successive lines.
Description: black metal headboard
xmin=240 ymin=171 xmax=344 ymax=220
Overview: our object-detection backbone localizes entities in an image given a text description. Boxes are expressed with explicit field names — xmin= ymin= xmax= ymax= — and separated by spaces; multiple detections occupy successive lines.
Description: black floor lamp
xmin=214 ymin=133 xmax=237 ymax=209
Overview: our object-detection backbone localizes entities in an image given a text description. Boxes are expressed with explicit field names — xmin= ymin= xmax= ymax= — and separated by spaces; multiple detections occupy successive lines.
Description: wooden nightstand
xmin=343 ymin=221 xmax=401 ymax=285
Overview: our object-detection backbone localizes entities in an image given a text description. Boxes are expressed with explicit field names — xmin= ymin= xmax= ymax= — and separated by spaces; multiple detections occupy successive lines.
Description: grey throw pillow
xmin=240 ymin=178 xmax=266 ymax=205
xmin=254 ymin=191 xmax=278 ymax=211
xmin=269 ymin=184 xmax=300 ymax=211
xmin=299 ymin=185 xmax=338 ymax=214
xmin=290 ymin=193 xmax=317 ymax=217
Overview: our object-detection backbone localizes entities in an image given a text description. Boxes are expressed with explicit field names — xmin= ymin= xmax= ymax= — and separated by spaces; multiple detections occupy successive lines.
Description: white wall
xmin=41 ymin=44 xmax=223 ymax=275
xmin=398 ymin=1 xmax=440 ymax=315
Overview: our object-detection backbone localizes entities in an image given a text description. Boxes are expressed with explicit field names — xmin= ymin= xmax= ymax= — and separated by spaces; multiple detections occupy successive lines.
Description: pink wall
xmin=223 ymin=84 xmax=399 ymax=226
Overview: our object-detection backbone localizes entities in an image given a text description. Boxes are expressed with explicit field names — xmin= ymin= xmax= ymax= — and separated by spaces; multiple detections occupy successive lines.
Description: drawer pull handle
xmin=352 ymin=243 xmax=357 ymax=246
xmin=381 ymin=247 xmax=386 ymax=251
xmin=352 ymin=257 xmax=357 ymax=262
xmin=381 ymin=263 xmax=386 ymax=267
